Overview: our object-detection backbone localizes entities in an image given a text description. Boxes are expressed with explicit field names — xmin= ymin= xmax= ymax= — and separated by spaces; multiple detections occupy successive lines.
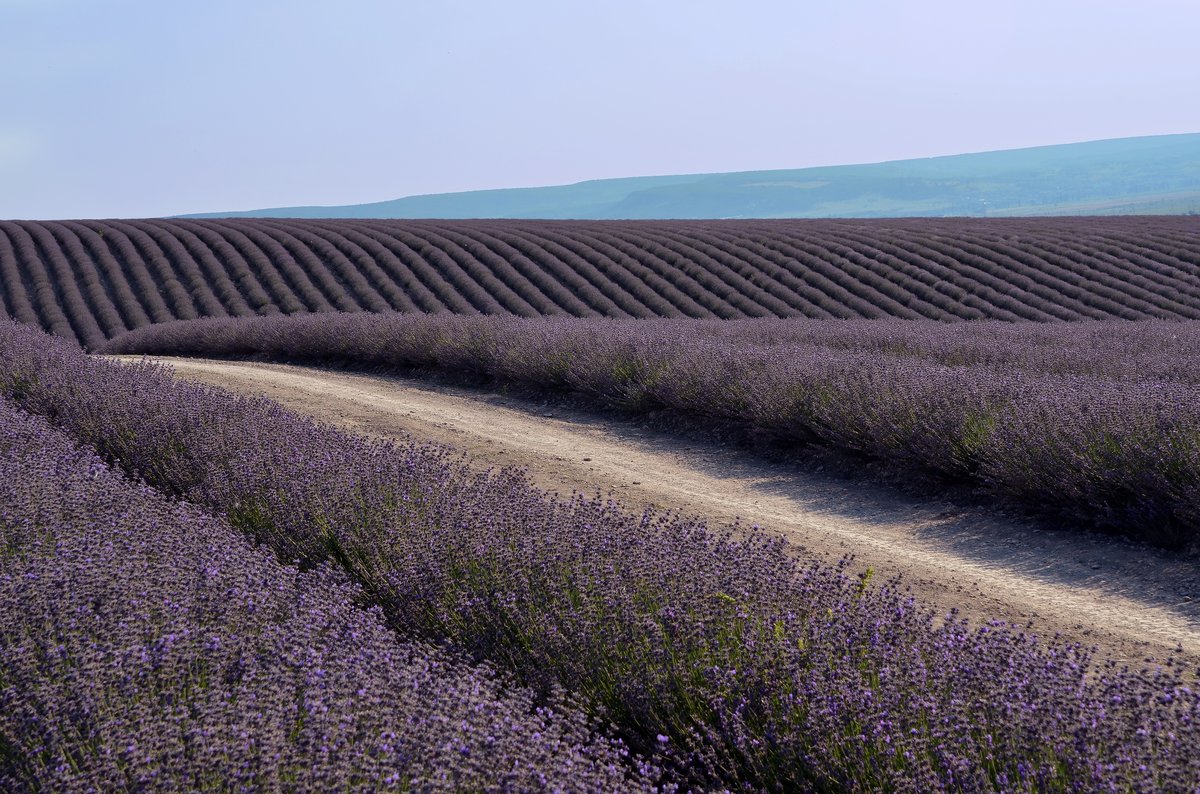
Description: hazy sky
xmin=2 ymin=0 xmax=1198 ymax=219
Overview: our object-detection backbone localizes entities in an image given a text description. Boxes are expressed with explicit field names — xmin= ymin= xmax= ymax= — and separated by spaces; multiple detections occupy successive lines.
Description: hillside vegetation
xmin=3 ymin=216 xmax=1200 ymax=348
xmin=183 ymin=133 xmax=1200 ymax=219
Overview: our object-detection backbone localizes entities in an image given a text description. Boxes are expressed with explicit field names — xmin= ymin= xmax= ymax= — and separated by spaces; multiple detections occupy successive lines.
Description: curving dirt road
xmin=121 ymin=356 xmax=1200 ymax=665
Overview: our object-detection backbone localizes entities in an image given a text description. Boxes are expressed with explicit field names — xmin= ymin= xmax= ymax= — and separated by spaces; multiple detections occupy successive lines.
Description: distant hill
xmin=185 ymin=134 xmax=1200 ymax=219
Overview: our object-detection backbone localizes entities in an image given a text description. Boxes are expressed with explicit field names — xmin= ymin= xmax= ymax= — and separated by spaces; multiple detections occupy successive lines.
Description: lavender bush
xmin=0 ymin=397 xmax=649 ymax=791
xmin=4 ymin=320 xmax=1200 ymax=790
xmin=105 ymin=313 xmax=1200 ymax=548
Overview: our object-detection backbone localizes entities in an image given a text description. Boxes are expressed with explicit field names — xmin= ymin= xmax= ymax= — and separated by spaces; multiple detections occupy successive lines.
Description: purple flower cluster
xmin=106 ymin=313 xmax=1200 ymax=548
xmin=0 ymin=398 xmax=648 ymax=791
xmin=6 ymin=319 xmax=1200 ymax=790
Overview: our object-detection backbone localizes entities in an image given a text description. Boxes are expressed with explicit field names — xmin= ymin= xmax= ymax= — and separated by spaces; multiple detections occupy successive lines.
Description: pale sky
xmin=1 ymin=0 xmax=1198 ymax=219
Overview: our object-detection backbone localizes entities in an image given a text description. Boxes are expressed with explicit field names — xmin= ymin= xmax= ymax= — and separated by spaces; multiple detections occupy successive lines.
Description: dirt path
xmin=123 ymin=356 xmax=1200 ymax=665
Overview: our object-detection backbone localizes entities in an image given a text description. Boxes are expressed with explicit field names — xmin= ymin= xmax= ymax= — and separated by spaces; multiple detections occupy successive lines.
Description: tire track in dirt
xmin=122 ymin=356 xmax=1200 ymax=665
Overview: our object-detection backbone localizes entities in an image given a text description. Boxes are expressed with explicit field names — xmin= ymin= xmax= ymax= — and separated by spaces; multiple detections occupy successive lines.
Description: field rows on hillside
xmin=2 ymin=217 xmax=1199 ymax=347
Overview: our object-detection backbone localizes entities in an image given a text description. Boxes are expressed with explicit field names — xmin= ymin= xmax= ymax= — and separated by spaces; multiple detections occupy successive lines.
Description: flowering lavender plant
xmin=106 ymin=313 xmax=1200 ymax=548
xmin=0 ymin=397 xmax=649 ymax=791
xmin=5 ymin=320 xmax=1199 ymax=790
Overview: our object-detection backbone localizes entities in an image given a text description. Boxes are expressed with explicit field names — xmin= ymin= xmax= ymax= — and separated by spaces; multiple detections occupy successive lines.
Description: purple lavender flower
xmin=3 ymin=319 xmax=1199 ymax=790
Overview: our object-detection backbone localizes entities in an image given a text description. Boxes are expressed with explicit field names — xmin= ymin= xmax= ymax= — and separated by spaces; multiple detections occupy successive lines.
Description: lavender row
xmin=0 ymin=397 xmax=647 ymax=791
xmin=6 ymin=216 xmax=1200 ymax=347
xmin=106 ymin=311 xmax=1200 ymax=382
xmin=7 ymin=321 xmax=1200 ymax=789
xmin=106 ymin=313 xmax=1200 ymax=548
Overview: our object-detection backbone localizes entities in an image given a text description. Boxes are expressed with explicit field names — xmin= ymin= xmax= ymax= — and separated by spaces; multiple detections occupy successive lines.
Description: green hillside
xmin=187 ymin=133 xmax=1200 ymax=219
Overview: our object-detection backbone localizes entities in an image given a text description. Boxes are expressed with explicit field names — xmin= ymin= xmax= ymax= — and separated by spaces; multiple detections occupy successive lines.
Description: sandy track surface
xmin=122 ymin=356 xmax=1200 ymax=665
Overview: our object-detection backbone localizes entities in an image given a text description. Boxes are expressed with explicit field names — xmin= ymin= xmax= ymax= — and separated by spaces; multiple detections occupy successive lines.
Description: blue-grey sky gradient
xmin=2 ymin=0 xmax=1198 ymax=218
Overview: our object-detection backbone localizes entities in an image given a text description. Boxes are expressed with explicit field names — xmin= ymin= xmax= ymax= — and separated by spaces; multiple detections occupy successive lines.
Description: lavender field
xmin=4 ymin=317 xmax=1200 ymax=790
xmin=108 ymin=313 xmax=1200 ymax=550
xmin=5 ymin=213 xmax=1200 ymax=790
xmin=2 ymin=217 xmax=1200 ymax=349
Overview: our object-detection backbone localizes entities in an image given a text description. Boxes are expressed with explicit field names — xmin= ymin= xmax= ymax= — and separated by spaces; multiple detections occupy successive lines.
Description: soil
xmin=117 ymin=355 xmax=1200 ymax=667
